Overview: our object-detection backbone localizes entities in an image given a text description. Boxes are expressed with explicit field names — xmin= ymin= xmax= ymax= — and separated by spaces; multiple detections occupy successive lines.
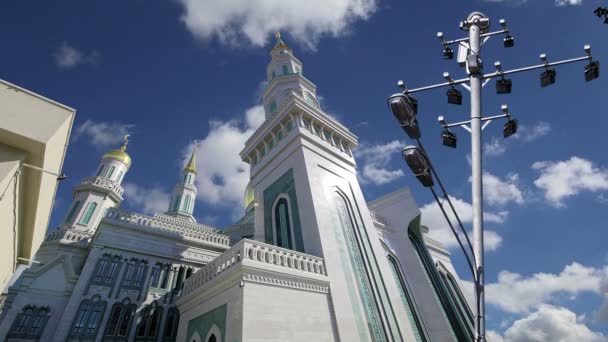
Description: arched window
xmin=386 ymin=252 xmax=427 ymax=341
xmin=8 ymin=305 xmax=50 ymax=339
xmin=437 ymin=262 xmax=474 ymax=331
xmin=79 ymin=202 xmax=97 ymax=225
xmin=163 ymin=307 xmax=180 ymax=342
xmin=93 ymin=254 xmax=121 ymax=284
xmin=273 ymin=197 xmax=292 ymax=249
xmin=104 ymin=298 xmax=136 ymax=338
xmin=65 ymin=200 xmax=81 ymax=223
xmin=208 ymin=334 xmax=217 ymax=342
xmin=96 ymin=164 xmax=105 ymax=177
xmin=186 ymin=267 xmax=193 ymax=279
xmin=409 ymin=230 xmax=473 ymax=341
xmin=282 ymin=65 xmax=289 ymax=75
xmin=172 ymin=195 xmax=181 ymax=212
xmin=116 ymin=170 xmax=124 ymax=183
xmin=135 ymin=302 xmax=163 ymax=341
xmin=123 ymin=259 xmax=147 ymax=288
xmin=269 ymin=100 xmax=277 ymax=113
xmin=70 ymin=296 xmax=106 ymax=338
xmin=106 ymin=165 xmax=116 ymax=179
xmin=182 ymin=195 xmax=191 ymax=213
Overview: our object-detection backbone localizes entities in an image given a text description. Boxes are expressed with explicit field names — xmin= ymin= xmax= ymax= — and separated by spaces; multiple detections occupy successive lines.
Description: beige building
xmin=0 ymin=79 xmax=75 ymax=291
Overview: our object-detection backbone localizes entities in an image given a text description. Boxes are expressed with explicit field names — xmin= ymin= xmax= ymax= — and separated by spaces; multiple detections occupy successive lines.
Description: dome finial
xmin=120 ymin=134 xmax=130 ymax=152
xmin=183 ymin=140 xmax=198 ymax=174
xmin=271 ymin=31 xmax=291 ymax=55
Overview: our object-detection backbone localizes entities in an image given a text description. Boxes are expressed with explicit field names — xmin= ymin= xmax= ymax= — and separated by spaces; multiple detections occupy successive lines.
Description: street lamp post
xmin=388 ymin=11 xmax=599 ymax=342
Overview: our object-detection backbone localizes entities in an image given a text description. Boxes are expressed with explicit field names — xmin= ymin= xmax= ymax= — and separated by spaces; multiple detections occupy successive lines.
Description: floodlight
xmin=496 ymin=78 xmax=512 ymax=94
xmin=442 ymin=130 xmax=457 ymax=148
xmin=499 ymin=19 xmax=507 ymax=28
xmin=503 ymin=35 xmax=514 ymax=48
xmin=585 ymin=61 xmax=600 ymax=82
xmin=503 ymin=119 xmax=518 ymax=138
xmin=388 ymin=93 xmax=417 ymax=126
xmin=402 ymin=119 xmax=422 ymax=139
xmin=540 ymin=69 xmax=556 ymax=87
xmin=57 ymin=174 xmax=68 ymax=181
xmin=443 ymin=47 xmax=454 ymax=59
xmin=447 ymin=88 xmax=462 ymax=105
xmin=402 ymin=146 xmax=434 ymax=187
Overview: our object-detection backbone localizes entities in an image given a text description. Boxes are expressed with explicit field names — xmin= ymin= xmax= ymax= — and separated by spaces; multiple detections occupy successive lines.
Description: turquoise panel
xmin=262 ymin=169 xmax=304 ymax=252
xmin=187 ymin=304 xmax=227 ymax=342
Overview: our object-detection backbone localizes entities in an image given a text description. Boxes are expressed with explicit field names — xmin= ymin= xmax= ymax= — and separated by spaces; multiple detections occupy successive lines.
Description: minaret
xmin=165 ymin=145 xmax=198 ymax=222
xmin=62 ymin=135 xmax=131 ymax=232
xmin=263 ymin=32 xmax=320 ymax=119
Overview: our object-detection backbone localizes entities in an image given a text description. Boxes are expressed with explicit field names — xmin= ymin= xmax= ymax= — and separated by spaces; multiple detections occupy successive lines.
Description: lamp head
xmin=56 ymin=174 xmax=68 ymax=181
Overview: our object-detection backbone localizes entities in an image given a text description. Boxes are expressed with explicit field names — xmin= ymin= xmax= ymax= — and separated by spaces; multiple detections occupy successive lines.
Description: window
xmin=172 ymin=195 xmax=181 ymax=212
xmin=163 ymin=307 xmax=180 ymax=342
xmin=135 ymin=302 xmax=163 ymax=341
xmin=65 ymin=200 xmax=81 ymax=223
xmin=70 ymin=296 xmax=107 ymax=338
xmin=116 ymin=170 xmax=124 ymax=183
xmin=274 ymin=197 xmax=293 ymax=249
xmin=282 ymin=65 xmax=289 ymax=75
xmin=94 ymin=254 xmax=121 ymax=284
xmin=123 ymin=260 xmax=147 ymax=288
xmin=104 ymin=298 xmax=136 ymax=339
xmin=208 ymin=335 xmax=217 ymax=342
xmin=96 ymin=165 xmax=105 ymax=177
xmin=409 ymin=231 xmax=473 ymax=341
xmin=438 ymin=262 xmax=474 ymax=331
xmin=182 ymin=195 xmax=191 ymax=213
xmin=106 ymin=165 xmax=116 ymax=179
xmin=270 ymin=100 xmax=277 ymax=113
xmin=80 ymin=202 xmax=98 ymax=225
xmin=8 ymin=305 xmax=50 ymax=339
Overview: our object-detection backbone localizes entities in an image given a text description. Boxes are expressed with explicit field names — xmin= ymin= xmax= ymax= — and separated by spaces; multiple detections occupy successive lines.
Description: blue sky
xmin=2 ymin=0 xmax=607 ymax=340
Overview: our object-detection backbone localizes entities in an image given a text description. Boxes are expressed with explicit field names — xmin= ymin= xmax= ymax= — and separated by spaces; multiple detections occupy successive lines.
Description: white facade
xmin=0 ymin=35 xmax=473 ymax=342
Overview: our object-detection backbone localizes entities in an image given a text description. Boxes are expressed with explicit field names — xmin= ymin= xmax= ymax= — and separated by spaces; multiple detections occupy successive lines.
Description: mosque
xmin=0 ymin=34 xmax=473 ymax=342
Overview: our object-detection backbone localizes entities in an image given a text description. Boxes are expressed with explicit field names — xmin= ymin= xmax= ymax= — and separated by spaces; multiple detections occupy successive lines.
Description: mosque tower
xmin=165 ymin=145 xmax=198 ymax=222
xmin=61 ymin=135 xmax=131 ymax=233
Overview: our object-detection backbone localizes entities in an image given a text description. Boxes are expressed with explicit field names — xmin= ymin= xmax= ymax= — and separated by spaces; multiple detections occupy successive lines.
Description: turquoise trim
xmin=187 ymin=304 xmax=227 ymax=342
xmin=263 ymin=169 xmax=304 ymax=252
xmin=80 ymin=202 xmax=97 ymax=225
xmin=335 ymin=192 xmax=386 ymax=342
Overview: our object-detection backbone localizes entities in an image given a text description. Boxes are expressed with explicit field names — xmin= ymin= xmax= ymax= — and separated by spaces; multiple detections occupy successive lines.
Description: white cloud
xmin=481 ymin=172 xmax=524 ymax=206
xmin=355 ymin=140 xmax=405 ymax=185
xmin=73 ymin=120 xmax=134 ymax=149
xmin=420 ymin=196 xmax=507 ymax=252
xmin=484 ymin=137 xmax=507 ymax=157
xmin=500 ymin=305 xmax=606 ymax=342
xmin=123 ymin=183 xmax=171 ymax=215
xmin=184 ymin=105 xmax=265 ymax=216
xmin=555 ymin=0 xmax=583 ymax=6
xmin=532 ymin=156 xmax=608 ymax=207
xmin=177 ymin=0 xmax=378 ymax=50
xmin=485 ymin=262 xmax=605 ymax=314
xmin=514 ymin=121 xmax=551 ymax=142
xmin=53 ymin=41 xmax=99 ymax=69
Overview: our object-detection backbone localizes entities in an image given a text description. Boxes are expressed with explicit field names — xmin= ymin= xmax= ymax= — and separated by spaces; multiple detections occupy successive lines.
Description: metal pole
xmin=468 ymin=15 xmax=486 ymax=342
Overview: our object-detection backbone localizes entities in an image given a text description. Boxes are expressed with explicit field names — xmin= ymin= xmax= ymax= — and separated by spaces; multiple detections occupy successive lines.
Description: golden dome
xmin=244 ymin=182 xmax=255 ymax=210
xmin=103 ymin=149 xmax=131 ymax=168
xmin=103 ymin=135 xmax=132 ymax=167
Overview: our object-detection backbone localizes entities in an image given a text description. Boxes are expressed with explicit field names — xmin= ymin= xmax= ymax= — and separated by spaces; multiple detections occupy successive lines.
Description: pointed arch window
xmin=282 ymin=65 xmax=289 ymax=75
xmin=123 ymin=259 xmax=148 ymax=288
xmin=93 ymin=254 xmax=121 ymax=284
xmin=104 ymin=298 xmax=136 ymax=339
xmin=80 ymin=202 xmax=98 ymax=225
xmin=163 ymin=307 xmax=180 ymax=342
xmin=182 ymin=195 xmax=191 ymax=213
xmin=8 ymin=305 xmax=50 ymax=339
xmin=135 ymin=302 xmax=163 ymax=341
xmin=70 ymin=295 xmax=107 ymax=338
xmin=172 ymin=195 xmax=181 ymax=212
xmin=96 ymin=165 xmax=105 ymax=177
xmin=65 ymin=200 xmax=81 ymax=223
xmin=208 ymin=335 xmax=217 ymax=342
xmin=106 ymin=165 xmax=116 ymax=179
xmin=116 ymin=170 xmax=124 ymax=183
xmin=273 ymin=197 xmax=292 ymax=249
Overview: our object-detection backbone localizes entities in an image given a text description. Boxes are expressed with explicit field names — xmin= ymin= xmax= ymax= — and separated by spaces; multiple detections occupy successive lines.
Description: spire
xmin=103 ymin=134 xmax=132 ymax=168
xmin=183 ymin=143 xmax=197 ymax=174
xmin=270 ymin=31 xmax=292 ymax=55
